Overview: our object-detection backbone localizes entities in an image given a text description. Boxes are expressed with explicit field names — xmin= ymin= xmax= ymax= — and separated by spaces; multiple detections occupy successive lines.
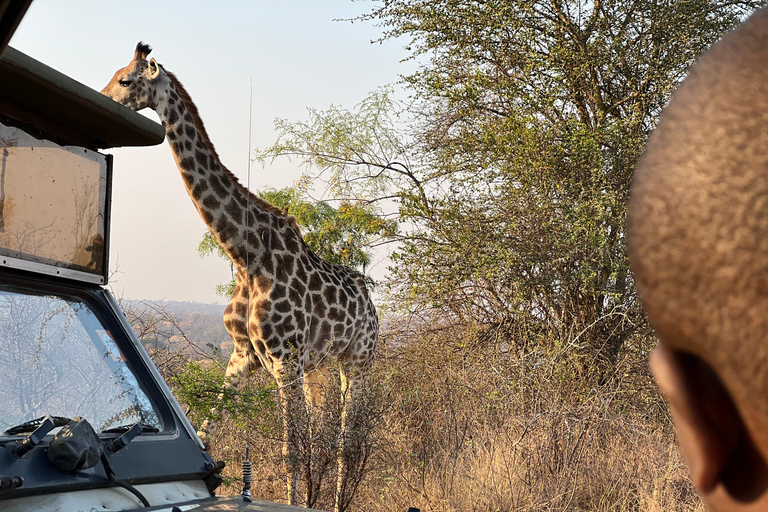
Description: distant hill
xmin=121 ymin=299 xmax=231 ymax=357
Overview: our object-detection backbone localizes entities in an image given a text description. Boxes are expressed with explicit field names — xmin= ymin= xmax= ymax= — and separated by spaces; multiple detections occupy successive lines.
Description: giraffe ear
xmin=147 ymin=58 xmax=161 ymax=81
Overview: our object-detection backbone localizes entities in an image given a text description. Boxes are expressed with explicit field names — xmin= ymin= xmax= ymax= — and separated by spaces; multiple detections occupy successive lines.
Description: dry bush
xmin=173 ymin=359 xmax=387 ymax=511
xmin=346 ymin=319 xmax=703 ymax=512
xmin=133 ymin=301 xmax=701 ymax=511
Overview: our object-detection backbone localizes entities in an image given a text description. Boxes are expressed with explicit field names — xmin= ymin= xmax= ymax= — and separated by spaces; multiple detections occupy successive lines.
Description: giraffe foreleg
xmin=196 ymin=344 xmax=256 ymax=449
xmin=197 ymin=279 xmax=257 ymax=449
xmin=303 ymin=364 xmax=330 ymax=413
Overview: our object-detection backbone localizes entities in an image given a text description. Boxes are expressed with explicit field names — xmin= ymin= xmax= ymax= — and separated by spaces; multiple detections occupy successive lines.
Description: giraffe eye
xmin=118 ymin=79 xmax=131 ymax=87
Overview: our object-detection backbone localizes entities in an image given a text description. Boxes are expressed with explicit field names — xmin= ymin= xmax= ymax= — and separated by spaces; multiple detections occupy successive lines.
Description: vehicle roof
xmin=0 ymin=0 xmax=32 ymax=54
xmin=0 ymin=45 xmax=165 ymax=149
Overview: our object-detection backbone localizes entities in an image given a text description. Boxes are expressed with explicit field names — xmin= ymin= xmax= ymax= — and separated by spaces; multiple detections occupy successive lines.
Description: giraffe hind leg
xmin=275 ymin=363 xmax=303 ymax=506
xmin=334 ymin=356 xmax=373 ymax=512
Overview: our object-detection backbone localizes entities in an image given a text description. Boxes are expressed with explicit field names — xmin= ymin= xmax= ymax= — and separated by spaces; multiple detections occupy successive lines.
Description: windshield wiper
xmin=101 ymin=422 xmax=158 ymax=455
xmin=4 ymin=416 xmax=72 ymax=436
xmin=101 ymin=424 xmax=159 ymax=434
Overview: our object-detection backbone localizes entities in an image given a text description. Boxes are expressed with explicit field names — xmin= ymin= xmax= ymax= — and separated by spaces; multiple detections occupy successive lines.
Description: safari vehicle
xmin=0 ymin=2 xmax=311 ymax=511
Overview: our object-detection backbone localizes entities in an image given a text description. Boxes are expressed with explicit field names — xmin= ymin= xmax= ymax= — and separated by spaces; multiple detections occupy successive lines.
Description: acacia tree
xmin=261 ymin=0 xmax=759 ymax=381
xmin=199 ymin=185 xmax=396 ymax=297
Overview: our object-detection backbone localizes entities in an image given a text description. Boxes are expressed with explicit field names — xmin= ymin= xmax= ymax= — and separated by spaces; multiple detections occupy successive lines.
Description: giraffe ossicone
xmin=101 ymin=42 xmax=378 ymax=511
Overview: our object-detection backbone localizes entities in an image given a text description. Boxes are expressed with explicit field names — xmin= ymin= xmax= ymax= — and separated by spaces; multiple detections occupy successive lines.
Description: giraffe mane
xmin=163 ymin=69 xmax=301 ymax=233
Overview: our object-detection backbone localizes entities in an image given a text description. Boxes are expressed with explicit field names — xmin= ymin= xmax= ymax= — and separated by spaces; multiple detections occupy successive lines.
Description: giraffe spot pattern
xmin=225 ymin=198 xmax=243 ymax=225
xmin=195 ymin=149 xmax=209 ymax=169
xmin=209 ymin=174 xmax=229 ymax=199
xmin=308 ymin=272 xmax=323 ymax=291
xmin=202 ymin=194 xmax=220 ymax=211
xmin=179 ymin=156 xmax=195 ymax=171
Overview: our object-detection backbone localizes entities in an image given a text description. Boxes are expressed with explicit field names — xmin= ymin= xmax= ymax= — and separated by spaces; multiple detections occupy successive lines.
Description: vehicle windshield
xmin=0 ymin=286 xmax=161 ymax=434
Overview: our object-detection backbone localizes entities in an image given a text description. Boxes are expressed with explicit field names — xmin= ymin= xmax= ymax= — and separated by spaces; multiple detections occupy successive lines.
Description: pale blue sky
xmin=10 ymin=0 xmax=411 ymax=304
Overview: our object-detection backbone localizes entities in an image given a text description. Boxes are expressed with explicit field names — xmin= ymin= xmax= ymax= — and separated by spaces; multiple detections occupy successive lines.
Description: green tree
xmin=259 ymin=0 xmax=759 ymax=382
xmin=199 ymin=185 xmax=397 ymax=297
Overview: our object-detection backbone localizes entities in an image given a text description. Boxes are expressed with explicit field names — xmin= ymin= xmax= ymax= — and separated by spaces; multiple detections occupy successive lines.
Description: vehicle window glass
xmin=0 ymin=288 xmax=161 ymax=433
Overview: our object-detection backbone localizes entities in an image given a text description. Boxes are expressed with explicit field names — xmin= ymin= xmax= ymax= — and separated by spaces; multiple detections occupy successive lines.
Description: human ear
xmin=650 ymin=346 xmax=768 ymax=502
xmin=650 ymin=346 xmax=733 ymax=491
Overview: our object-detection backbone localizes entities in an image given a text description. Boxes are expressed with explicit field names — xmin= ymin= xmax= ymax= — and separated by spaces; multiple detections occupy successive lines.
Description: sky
xmin=9 ymin=0 xmax=412 ymax=304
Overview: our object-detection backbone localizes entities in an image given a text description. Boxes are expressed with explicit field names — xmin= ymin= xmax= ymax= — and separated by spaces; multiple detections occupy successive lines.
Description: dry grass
xmin=154 ymin=318 xmax=703 ymax=512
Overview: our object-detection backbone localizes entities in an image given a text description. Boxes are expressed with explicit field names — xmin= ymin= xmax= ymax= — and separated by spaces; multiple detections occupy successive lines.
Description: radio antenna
xmin=247 ymin=77 xmax=253 ymax=201
xmin=245 ymin=77 xmax=253 ymax=340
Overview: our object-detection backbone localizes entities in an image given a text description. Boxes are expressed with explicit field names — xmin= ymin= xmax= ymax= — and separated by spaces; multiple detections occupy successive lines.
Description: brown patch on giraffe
xmin=328 ymin=307 xmax=344 ymax=323
xmin=225 ymin=198 xmax=243 ymax=225
xmin=272 ymin=283 xmax=287 ymax=300
xmin=284 ymin=232 xmax=300 ymax=253
xmin=271 ymin=233 xmax=285 ymax=252
xmin=294 ymin=261 xmax=308 ymax=284
xmin=208 ymin=174 xmax=229 ymax=199
xmin=323 ymin=285 xmax=337 ymax=305
xmin=276 ymin=315 xmax=296 ymax=337
xmin=225 ymin=318 xmax=246 ymax=333
xmin=290 ymin=278 xmax=306 ymax=296
xmin=258 ymin=257 xmax=274 ymax=278
xmin=195 ymin=149 xmax=209 ymax=169
xmin=338 ymin=288 xmax=348 ymax=308
xmin=179 ymin=156 xmax=195 ymax=171
xmin=308 ymin=272 xmax=323 ymax=291
xmin=274 ymin=300 xmax=292 ymax=314
xmin=261 ymin=322 xmax=273 ymax=341
xmin=288 ymin=286 xmax=303 ymax=307
xmin=217 ymin=220 xmax=240 ymax=246
xmin=294 ymin=310 xmax=306 ymax=329
xmin=253 ymin=299 xmax=271 ymax=322
xmin=200 ymin=208 xmax=214 ymax=225
xmin=202 ymin=194 xmax=221 ymax=211
xmin=275 ymin=254 xmax=295 ymax=282
xmin=318 ymin=322 xmax=332 ymax=345
xmin=255 ymin=274 xmax=272 ymax=294
xmin=311 ymin=293 xmax=327 ymax=318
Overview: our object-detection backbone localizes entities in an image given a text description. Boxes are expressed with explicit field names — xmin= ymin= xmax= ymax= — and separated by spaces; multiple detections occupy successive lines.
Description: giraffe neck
xmin=152 ymin=70 xmax=287 ymax=270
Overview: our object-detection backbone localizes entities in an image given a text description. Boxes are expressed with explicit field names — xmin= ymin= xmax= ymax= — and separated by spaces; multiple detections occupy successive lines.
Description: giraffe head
xmin=101 ymin=42 xmax=164 ymax=111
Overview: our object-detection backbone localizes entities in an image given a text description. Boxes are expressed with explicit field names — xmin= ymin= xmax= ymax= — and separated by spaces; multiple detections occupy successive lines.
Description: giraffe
xmin=101 ymin=42 xmax=378 ymax=510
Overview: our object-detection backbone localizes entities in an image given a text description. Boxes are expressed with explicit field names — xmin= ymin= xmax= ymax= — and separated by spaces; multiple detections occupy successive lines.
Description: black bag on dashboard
xmin=47 ymin=417 xmax=102 ymax=472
